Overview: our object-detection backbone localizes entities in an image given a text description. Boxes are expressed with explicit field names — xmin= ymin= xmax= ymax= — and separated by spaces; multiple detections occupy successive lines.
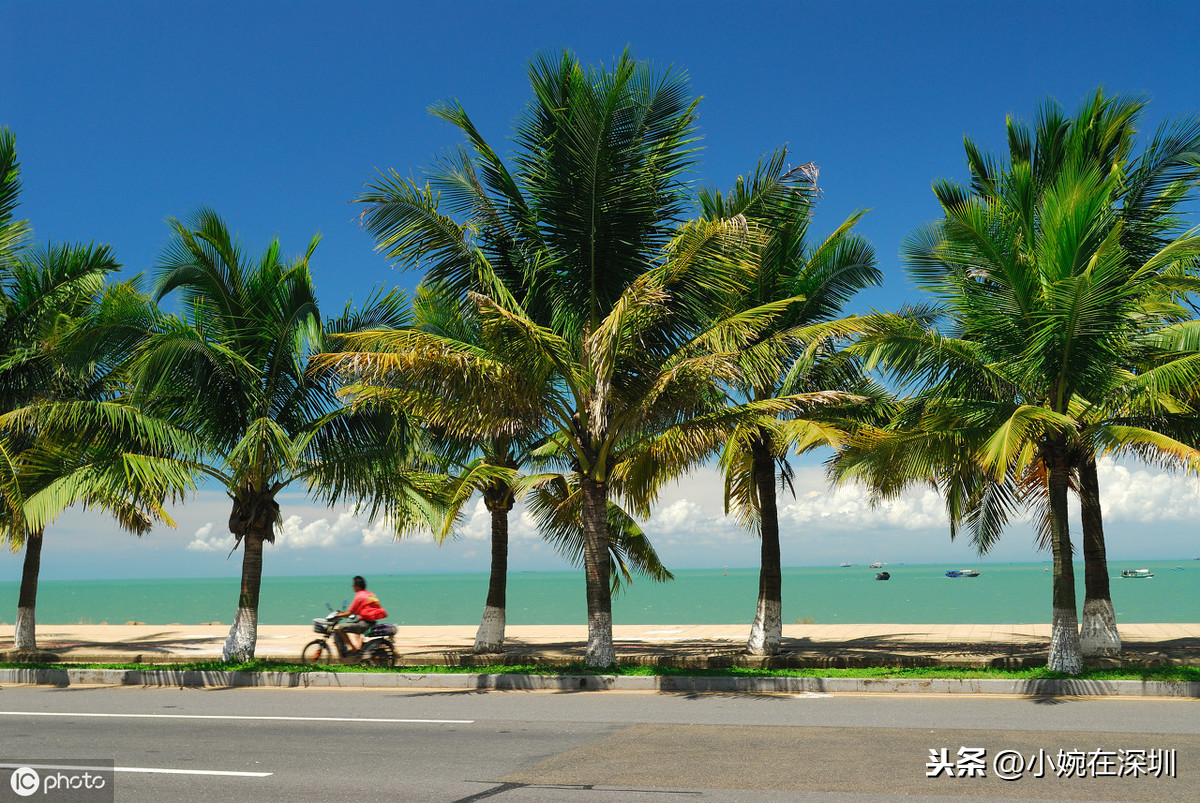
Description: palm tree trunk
xmin=580 ymin=475 xmax=615 ymax=667
xmin=1046 ymin=442 xmax=1082 ymax=674
xmin=474 ymin=502 xmax=509 ymax=653
xmin=223 ymin=529 xmax=266 ymax=662
xmin=14 ymin=527 xmax=44 ymax=651
xmin=747 ymin=435 xmax=782 ymax=655
xmin=1079 ymin=455 xmax=1120 ymax=657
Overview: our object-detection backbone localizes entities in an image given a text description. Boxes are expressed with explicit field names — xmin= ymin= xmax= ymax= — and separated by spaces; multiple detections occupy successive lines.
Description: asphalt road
xmin=0 ymin=685 xmax=1195 ymax=802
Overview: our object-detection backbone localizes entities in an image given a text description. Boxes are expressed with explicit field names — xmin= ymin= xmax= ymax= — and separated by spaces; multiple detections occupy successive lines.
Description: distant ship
xmin=945 ymin=569 xmax=980 ymax=578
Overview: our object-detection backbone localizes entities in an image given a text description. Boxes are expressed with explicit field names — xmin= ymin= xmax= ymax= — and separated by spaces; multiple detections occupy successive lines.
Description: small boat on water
xmin=875 ymin=571 xmax=890 ymax=581
xmin=839 ymin=562 xmax=853 ymax=568
xmin=869 ymin=561 xmax=884 ymax=569
xmin=1121 ymin=569 xmax=1155 ymax=579
xmin=945 ymin=569 xmax=980 ymax=578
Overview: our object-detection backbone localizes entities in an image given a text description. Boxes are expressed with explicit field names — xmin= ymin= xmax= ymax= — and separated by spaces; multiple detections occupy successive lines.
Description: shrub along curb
xmin=1 ymin=667 xmax=1198 ymax=697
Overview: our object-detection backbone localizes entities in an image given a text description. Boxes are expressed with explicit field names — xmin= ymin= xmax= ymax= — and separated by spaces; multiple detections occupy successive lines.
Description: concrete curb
xmin=1 ymin=668 xmax=1197 ymax=697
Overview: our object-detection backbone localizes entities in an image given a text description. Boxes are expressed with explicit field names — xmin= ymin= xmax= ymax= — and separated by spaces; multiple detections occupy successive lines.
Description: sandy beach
xmin=3 ymin=622 xmax=1198 ymax=667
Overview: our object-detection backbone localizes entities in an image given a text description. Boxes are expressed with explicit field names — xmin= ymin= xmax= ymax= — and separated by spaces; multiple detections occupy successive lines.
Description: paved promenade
xmin=3 ymin=622 xmax=1199 ymax=667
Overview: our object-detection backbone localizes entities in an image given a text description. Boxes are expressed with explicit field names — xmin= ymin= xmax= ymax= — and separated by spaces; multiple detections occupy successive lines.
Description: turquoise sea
xmin=1 ymin=561 xmax=1196 ymax=626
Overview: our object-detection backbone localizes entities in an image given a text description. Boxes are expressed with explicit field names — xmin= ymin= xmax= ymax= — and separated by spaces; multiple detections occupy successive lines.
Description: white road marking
xmin=0 ymin=763 xmax=271 ymax=777
xmin=0 ymin=711 xmax=472 ymax=724
xmin=116 ymin=767 xmax=273 ymax=777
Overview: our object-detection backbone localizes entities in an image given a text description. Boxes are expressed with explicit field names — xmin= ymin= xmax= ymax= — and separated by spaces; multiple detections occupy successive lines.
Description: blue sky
xmin=3 ymin=1 xmax=1200 ymax=581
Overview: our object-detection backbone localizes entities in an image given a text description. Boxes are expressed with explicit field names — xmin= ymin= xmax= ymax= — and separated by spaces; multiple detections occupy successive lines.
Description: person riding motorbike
xmin=330 ymin=575 xmax=387 ymax=657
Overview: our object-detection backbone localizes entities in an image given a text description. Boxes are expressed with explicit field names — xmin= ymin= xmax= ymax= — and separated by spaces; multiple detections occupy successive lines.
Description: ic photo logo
xmin=2 ymin=762 xmax=112 ymax=801
xmin=9 ymin=767 xmax=38 ymax=797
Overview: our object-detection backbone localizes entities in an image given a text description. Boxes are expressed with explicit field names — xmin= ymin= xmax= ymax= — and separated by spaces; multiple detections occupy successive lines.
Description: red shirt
xmin=347 ymin=589 xmax=386 ymax=622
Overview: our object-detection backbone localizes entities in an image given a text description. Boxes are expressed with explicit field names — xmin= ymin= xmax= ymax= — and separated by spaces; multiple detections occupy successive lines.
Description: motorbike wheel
xmin=364 ymin=642 xmax=394 ymax=668
xmin=301 ymin=639 xmax=330 ymax=666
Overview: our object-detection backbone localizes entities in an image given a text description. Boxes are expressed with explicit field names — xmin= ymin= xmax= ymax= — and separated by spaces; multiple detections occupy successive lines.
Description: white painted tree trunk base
xmin=1048 ymin=607 xmax=1083 ymax=675
xmin=747 ymin=598 xmax=782 ymax=655
xmin=1080 ymin=598 xmax=1122 ymax=657
xmin=586 ymin=611 xmax=615 ymax=667
xmin=223 ymin=607 xmax=258 ymax=662
xmin=473 ymin=606 xmax=506 ymax=653
xmin=14 ymin=607 xmax=36 ymax=651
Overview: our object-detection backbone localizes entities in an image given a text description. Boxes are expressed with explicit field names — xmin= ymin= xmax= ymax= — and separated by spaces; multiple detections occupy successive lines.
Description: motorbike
xmin=300 ymin=605 xmax=397 ymax=667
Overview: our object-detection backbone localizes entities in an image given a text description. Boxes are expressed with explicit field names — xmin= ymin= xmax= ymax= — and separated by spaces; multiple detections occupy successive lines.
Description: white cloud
xmin=455 ymin=499 xmax=492 ymax=541
xmin=183 ymin=508 xmax=436 ymax=553
xmin=361 ymin=517 xmax=401 ymax=547
xmin=779 ymin=482 xmax=948 ymax=532
xmin=656 ymin=499 xmax=703 ymax=532
xmin=1096 ymin=461 xmax=1200 ymax=523
xmin=276 ymin=513 xmax=363 ymax=549
xmin=648 ymin=464 xmax=950 ymax=538
xmin=185 ymin=522 xmax=228 ymax=552
xmin=515 ymin=509 xmax=540 ymax=540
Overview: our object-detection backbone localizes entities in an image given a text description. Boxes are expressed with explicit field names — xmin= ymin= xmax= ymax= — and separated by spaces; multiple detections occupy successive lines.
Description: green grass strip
xmin=1 ymin=660 xmax=1197 ymax=682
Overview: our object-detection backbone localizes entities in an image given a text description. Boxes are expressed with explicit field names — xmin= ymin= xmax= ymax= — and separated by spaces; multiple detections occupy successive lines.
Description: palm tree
xmin=326 ymin=235 xmax=759 ymax=668
xmin=698 ymin=151 xmax=882 ymax=654
xmin=940 ymin=92 xmax=1200 ymax=656
xmin=844 ymin=110 xmax=1200 ymax=673
xmin=405 ymin=282 xmax=534 ymax=652
xmin=349 ymin=52 xmax=865 ymax=666
xmin=0 ymin=241 xmax=119 ymax=652
xmin=0 ymin=130 xmax=193 ymax=651
xmin=130 ymin=209 xmax=430 ymax=661
xmin=346 ymin=51 xmax=734 ymax=666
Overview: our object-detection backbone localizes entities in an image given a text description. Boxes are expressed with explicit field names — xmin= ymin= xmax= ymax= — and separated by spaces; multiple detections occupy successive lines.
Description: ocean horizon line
xmin=7 ymin=557 xmax=1199 ymax=586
